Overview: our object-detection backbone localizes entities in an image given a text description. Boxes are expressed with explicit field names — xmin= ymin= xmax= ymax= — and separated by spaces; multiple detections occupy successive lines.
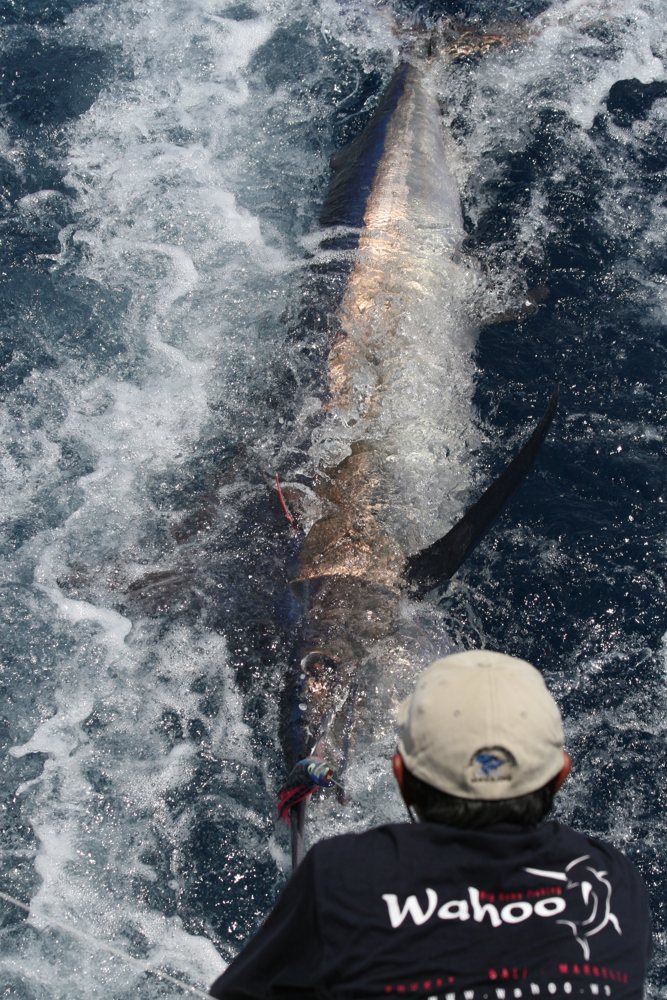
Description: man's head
xmin=393 ymin=650 xmax=571 ymax=827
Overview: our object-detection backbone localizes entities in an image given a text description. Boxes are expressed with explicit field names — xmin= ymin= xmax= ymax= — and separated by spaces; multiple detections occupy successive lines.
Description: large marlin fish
xmin=276 ymin=45 xmax=557 ymax=866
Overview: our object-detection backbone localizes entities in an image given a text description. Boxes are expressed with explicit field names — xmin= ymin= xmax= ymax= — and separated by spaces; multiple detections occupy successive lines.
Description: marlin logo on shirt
xmin=523 ymin=855 xmax=622 ymax=960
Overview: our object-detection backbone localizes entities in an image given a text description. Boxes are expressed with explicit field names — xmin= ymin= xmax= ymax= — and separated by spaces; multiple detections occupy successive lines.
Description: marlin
xmin=275 ymin=33 xmax=557 ymax=867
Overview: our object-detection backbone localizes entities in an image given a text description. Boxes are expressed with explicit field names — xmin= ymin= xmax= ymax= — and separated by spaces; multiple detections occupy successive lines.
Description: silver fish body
xmin=286 ymin=59 xmax=475 ymax=771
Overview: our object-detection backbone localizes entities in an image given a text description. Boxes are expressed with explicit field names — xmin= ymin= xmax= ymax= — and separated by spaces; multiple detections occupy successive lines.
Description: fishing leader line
xmin=0 ymin=888 xmax=215 ymax=998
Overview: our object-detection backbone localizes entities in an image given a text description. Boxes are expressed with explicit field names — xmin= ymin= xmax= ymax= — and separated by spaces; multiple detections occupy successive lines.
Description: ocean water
xmin=0 ymin=0 xmax=664 ymax=996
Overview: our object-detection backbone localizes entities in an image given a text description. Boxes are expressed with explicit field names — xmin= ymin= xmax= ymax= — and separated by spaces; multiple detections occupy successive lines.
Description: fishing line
xmin=0 ymin=888 xmax=214 ymax=998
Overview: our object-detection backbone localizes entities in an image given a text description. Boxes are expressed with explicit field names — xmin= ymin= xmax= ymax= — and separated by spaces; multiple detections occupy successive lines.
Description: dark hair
xmin=403 ymin=767 xmax=557 ymax=829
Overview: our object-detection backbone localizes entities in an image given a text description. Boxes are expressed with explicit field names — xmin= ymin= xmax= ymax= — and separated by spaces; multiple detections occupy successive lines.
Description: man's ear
xmin=392 ymin=751 xmax=411 ymax=802
xmin=554 ymin=751 xmax=572 ymax=793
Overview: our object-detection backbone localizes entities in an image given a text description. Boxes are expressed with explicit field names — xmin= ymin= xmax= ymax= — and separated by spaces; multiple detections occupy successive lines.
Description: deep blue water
xmin=0 ymin=0 xmax=665 ymax=997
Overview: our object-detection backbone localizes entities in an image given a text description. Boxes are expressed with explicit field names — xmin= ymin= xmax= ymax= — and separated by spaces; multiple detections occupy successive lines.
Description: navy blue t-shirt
xmin=210 ymin=821 xmax=651 ymax=1000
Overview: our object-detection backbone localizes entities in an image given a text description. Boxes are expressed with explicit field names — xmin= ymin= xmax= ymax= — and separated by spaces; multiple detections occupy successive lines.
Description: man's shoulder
xmin=550 ymin=821 xmax=646 ymax=879
xmin=548 ymin=818 xmax=629 ymax=852
xmin=309 ymin=822 xmax=413 ymax=856
xmin=305 ymin=822 xmax=416 ymax=869
xmin=304 ymin=820 xmax=494 ymax=873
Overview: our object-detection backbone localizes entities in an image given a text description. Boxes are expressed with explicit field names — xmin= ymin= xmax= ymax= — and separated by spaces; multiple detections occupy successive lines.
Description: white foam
xmin=35 ymin=543 xmax=132 ymax=643
xmin=6 ymin=613 xmax=244 ymax=994
xmin=570 ymin=49 xmax=665 ymax=131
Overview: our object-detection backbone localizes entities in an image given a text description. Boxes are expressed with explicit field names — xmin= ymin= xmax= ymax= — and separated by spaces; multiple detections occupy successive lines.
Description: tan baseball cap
xmin=397 ymin=650 xmax=565 ymax=800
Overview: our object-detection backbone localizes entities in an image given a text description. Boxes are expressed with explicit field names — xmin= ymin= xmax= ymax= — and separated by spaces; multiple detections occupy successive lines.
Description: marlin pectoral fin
xmin=404 ymin=388 xmax=559 ymax=598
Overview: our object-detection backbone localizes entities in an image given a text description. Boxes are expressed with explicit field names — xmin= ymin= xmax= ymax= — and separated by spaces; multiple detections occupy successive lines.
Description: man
xmin=210 ymin=650 xmax=651 ymax=999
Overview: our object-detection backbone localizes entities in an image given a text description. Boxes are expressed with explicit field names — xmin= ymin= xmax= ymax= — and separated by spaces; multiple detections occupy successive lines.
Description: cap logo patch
xmin=470 ymin=746 xmax=516 ymax=784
